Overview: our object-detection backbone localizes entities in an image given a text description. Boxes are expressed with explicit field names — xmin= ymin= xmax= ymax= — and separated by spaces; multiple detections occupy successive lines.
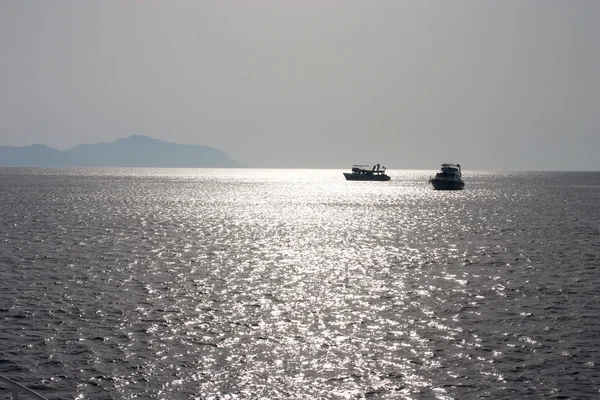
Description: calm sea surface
xmin=1 ymin=168 xmax=599 ymax=399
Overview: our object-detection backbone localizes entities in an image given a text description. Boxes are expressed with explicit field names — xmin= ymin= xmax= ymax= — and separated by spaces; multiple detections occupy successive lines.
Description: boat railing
xmin=0 ymin=374 xmax=49 ymax=400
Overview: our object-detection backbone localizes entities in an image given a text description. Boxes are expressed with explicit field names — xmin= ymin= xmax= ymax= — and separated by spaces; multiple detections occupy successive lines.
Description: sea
xmin=1 ymin=167 xmax=599 ymax=400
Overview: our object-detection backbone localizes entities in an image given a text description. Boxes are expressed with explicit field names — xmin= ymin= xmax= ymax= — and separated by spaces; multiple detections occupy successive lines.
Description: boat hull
xmin=430 ymin=178 xmax=465 ymax=190
xmin=343 ymin=172 xmax=390 ymax=181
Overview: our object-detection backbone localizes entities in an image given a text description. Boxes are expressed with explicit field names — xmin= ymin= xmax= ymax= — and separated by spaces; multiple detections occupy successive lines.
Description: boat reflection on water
xmin=429 ymin=163 xmax=465 ymax=190
xmin=343 ymin=164 xmax=391 ymax=181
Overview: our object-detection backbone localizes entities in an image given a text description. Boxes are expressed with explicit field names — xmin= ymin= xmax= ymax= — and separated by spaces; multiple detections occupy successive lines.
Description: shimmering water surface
xmin=1 ymin=168 xmax=599 ymax=399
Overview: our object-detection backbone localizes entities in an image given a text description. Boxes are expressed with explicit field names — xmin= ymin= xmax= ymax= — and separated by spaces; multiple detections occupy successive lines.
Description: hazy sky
xmin=1 ymin=1 xmax=599 ymax=170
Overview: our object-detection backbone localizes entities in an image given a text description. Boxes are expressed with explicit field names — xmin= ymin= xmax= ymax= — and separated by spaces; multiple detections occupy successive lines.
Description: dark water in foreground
xmin=1 ymin=168 xmax=599 ymax=399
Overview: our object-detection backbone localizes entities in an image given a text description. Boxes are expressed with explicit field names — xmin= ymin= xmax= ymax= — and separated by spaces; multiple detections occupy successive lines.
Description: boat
xmin=429 ymin=163 xmax=465 ymax=190
xmin=343 ymin=164 xmax=390 ymax=181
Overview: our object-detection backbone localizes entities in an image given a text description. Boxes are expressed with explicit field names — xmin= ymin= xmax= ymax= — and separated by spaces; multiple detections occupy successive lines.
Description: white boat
xmin=429 ymin=163 xmax=465 ymax=190
xmin=343 ymin=164 xmax=390 ymax=181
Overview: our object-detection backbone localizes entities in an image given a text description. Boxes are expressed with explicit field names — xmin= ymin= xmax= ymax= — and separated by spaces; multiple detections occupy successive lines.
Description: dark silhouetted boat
xmin=429 ymin=163 xmax=465 ymax=190
xmin=343 ymin=164 xmax=390 ymax=181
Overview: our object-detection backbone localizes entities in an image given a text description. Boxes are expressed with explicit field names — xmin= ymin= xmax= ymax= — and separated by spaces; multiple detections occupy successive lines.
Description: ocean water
xmin=1 ymin=167 xmax=599 ymax=400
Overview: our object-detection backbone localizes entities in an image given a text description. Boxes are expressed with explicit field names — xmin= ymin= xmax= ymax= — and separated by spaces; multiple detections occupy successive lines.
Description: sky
xmin=1 ymin=1 xmax=599 ymax=170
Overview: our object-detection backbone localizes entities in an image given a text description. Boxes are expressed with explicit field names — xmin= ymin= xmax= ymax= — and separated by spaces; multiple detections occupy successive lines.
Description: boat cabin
xmin=351 ymin=164 xmax=386 ymax=174
xmin=439 ymin=163 xmax=461 ymax=175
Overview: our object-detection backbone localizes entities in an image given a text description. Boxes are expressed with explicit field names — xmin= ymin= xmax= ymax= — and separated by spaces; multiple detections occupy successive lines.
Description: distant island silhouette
xmin=0 ymin=135 xmax=245 ymax=168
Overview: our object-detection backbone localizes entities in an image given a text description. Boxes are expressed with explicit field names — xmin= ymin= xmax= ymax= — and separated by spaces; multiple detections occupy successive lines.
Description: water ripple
xmin=1 ymin=168 xmax=599 ymax=399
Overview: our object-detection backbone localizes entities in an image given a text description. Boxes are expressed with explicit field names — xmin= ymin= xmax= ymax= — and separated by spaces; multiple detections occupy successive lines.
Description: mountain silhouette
xmin=0 ymin=144 xmax=79 ymax=167
xmin=0 ymin=135 xmax=245 ymax=168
